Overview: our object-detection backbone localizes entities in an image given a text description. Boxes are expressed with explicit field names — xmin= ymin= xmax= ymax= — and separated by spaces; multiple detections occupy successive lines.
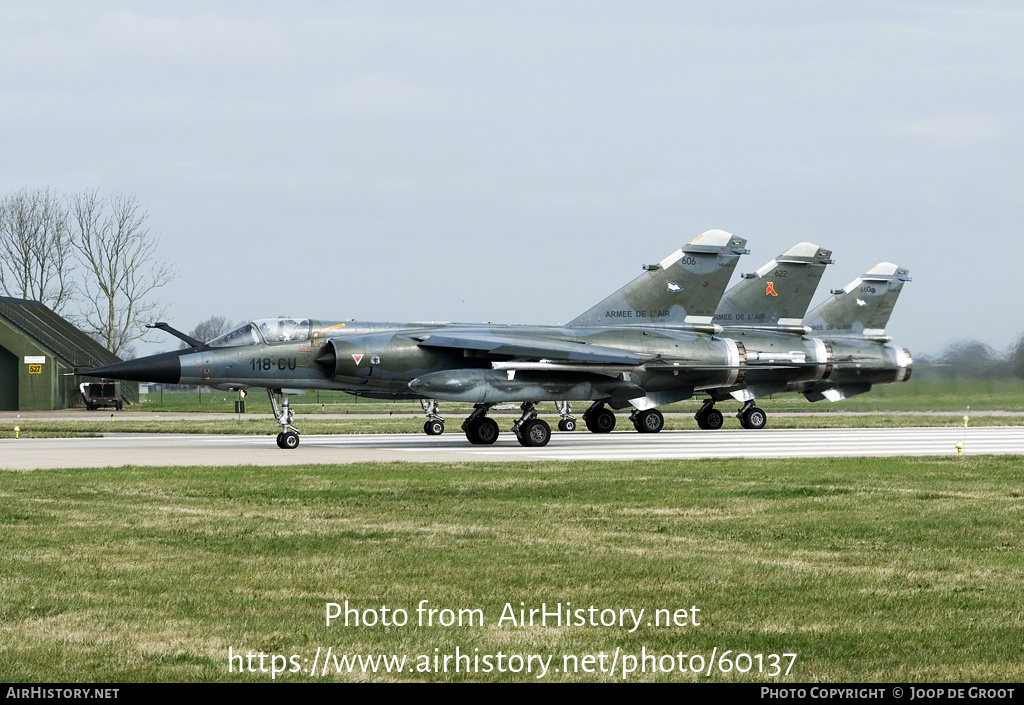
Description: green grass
xmin=2 ymin=457 xmax=1022 ymax=682
xmin=822 ymin=377 xmax=1024 ymax=411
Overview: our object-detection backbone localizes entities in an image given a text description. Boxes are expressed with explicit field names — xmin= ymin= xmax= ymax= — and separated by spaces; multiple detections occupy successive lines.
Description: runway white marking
xmin=2 ymin=427 xmax=1021 ymax=470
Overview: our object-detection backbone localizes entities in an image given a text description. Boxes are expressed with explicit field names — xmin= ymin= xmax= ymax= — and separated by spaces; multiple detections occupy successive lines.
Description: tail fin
xmin=566 ymin=229 xmax=749 ymax=329
xmin=804 ymin=263 xmax=911 ymax=338
xmin=713 ymin=242 xmax=834 ymax=331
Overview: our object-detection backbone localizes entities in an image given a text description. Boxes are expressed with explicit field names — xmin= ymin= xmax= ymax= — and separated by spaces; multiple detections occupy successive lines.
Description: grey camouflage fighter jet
xmin=79 ymin=230 xmax=913 ymax=449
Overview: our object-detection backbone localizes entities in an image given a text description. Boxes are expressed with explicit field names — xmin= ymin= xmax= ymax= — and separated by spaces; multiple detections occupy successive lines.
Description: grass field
xmin=2 ymin=456 xmax=1022 ymax=682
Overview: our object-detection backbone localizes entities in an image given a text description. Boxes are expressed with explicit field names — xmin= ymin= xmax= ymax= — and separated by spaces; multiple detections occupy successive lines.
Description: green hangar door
xmin=0 ymin=346 xmax=17 ymax=410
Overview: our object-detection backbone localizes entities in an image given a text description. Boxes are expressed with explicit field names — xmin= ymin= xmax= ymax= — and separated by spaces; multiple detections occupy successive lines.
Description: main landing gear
xmin=737 ymin=400 xmax=768 ymax=430
xmin=462 ymin=404 xmax=500 ymax=445
xmin=693 ymin=399 xmax=767 ymax=430
xmin=583 ymin=402 xmax=667 ymax=434
xmin=512 ymin=402 xmax=551 ymax=447
xmin=460 ymin=403 xmax=553 ymax=447
xmin=457 ymin=402 xmax=560 ymax=446
xmin=268 ymin=388 xmax=300 ymax=449
xmin=630 ymin=408 xmax=665 ymax=433
xmin=420 ymin=398 xmax=445 ymax=435
xmin=454 ymin=401 xmax=575 ymax=446
xmin=694 ymin=399 xmax=725 ymax=430
xmin=583 ymin=401 xmax=616 ymax=433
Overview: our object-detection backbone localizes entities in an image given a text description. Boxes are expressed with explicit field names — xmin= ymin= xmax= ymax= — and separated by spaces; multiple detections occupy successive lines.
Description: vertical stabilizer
xmin=713 ymin=242 xmax=833 ymax=330
xmin=804 ymin=263 xmax=910 ymax=338
xmin=567 ymin=229 xmax=749 ymax=328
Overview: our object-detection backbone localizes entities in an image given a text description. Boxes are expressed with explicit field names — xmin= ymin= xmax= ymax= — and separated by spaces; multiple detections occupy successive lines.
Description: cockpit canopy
xmin=207 ymin=318 xmax=311 ymax=347
xmin=256 ymin=318 xmax=310 ymax=343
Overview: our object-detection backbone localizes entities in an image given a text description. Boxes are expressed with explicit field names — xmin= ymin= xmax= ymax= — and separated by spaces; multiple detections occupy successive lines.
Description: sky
xmin=2 ymin=2 xmax=1022 ymax=358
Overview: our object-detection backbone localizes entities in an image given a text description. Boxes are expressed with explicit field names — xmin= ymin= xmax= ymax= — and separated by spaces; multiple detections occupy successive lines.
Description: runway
xmin=2 ymin=426 xmax=1023 ymax=469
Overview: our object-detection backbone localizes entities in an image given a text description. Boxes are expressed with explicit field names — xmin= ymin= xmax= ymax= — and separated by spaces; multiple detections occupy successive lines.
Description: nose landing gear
xmin=420 ymin=398 xmax=445 ymax=435
xmin=268 ymin=388 xmax=301 ymax=449
xmin=555 ymin=401 xmax=577 ymax=432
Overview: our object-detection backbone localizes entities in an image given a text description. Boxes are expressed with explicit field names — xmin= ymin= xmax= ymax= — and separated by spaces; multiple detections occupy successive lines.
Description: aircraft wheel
xmin=586 ymin=408 xmax=616 ymax=433
xmin=280 ymin=431 xmax=300 ymax=449
xmin=698 ymin=408 xmax=724 ymax=430
xmin=424 ymin=419 xmax=445 ymax=435
xmin=557 ymin=419 xmax=576 ymax=432
xmin=466 ymin=417 xmax=499 ymax=445
xmin=739 ymin=407 xmax=767 ymax=430
xmin=520 ymin=419 xmax=551 ymax=447
xmin=276 ymin=432 xmax=286 ymax=448
xmin=634 ymin=409 xmax=664 ymax=433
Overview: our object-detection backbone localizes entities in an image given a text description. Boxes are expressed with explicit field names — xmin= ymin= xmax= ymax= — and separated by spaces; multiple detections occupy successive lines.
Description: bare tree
xmin=180 ymin=316 xmax=238 ymax=349
xmin=0 ymin=187 xmax=75 ymax=313
xmin=70 ymin=190 xmax=176 ymax=355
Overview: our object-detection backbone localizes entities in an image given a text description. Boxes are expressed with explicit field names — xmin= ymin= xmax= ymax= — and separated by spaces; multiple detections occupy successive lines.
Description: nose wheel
xmin=555 ymin=401 xmax=577 ymax=432
xmin=276 ymin=431 xmax=300 ymax=449
xmin=420 ymin=398 xmax=445 ymax=435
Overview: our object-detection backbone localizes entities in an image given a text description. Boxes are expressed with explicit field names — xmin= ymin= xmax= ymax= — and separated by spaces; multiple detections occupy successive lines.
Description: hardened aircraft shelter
xmin=0 ymin=296 xmax=137 ymax=410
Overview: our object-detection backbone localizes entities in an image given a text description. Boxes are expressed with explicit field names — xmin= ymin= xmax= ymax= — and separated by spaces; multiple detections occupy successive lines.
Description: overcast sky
xmin=2 ymin=2 xmax=1022 ymax=358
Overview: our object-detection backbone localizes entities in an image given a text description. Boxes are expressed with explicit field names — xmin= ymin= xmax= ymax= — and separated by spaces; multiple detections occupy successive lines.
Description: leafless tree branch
xmin=70 ymin=190 xmax=176 ymax=355
xmin=0 ymin=187 xmax=75 ymax=313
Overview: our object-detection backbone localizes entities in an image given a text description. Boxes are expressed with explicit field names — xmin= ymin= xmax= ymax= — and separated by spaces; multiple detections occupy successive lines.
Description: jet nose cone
xmin=78 ymin=350 xmax=186 ymax=384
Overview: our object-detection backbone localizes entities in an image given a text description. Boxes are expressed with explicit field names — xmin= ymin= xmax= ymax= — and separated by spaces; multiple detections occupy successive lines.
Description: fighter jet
xmin=686 ymin=249 xmax=912 ymax=431
xmin=797 ymin=262 xmax=913 ymax=401
xmin=693 ymin=242 xmax=836 ymax=430
xmin=79 ymin=230 xmax=913 ymax=449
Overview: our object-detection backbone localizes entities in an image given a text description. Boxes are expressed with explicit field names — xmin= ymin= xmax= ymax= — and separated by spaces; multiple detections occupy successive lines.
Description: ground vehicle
xmin=79 ymin=381 xmax=123 ymax=410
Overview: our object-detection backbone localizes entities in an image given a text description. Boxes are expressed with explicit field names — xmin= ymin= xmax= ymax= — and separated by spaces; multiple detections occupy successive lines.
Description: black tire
xmin=520 ymin=419 xmax=551 ymax=447
xmin=281 ymin=431 xmax=300 ymax=449
xmin=740 ymin=407 xmax=767 ymax=430
xmin=587 ymin=408 xmax=615 ymax=433
xmin=634 ymin=409 xmax=664 ymax=433
xmin=424 ymin=419 xmax=445 ymax=435
xmin=516 ymin=428 xmax=531 ymax=446
xmin=115 ymin=401 xmax=123 ymax=411
xmin=703 ymin=408 xmax=724 ymax=430
xmin=276 ymin=432 xmax=286 ymax=448
xmin=466 ymin=417 xmax=500 ymax=445
xmin=558 ymin=419 xmax=576 ymax=432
